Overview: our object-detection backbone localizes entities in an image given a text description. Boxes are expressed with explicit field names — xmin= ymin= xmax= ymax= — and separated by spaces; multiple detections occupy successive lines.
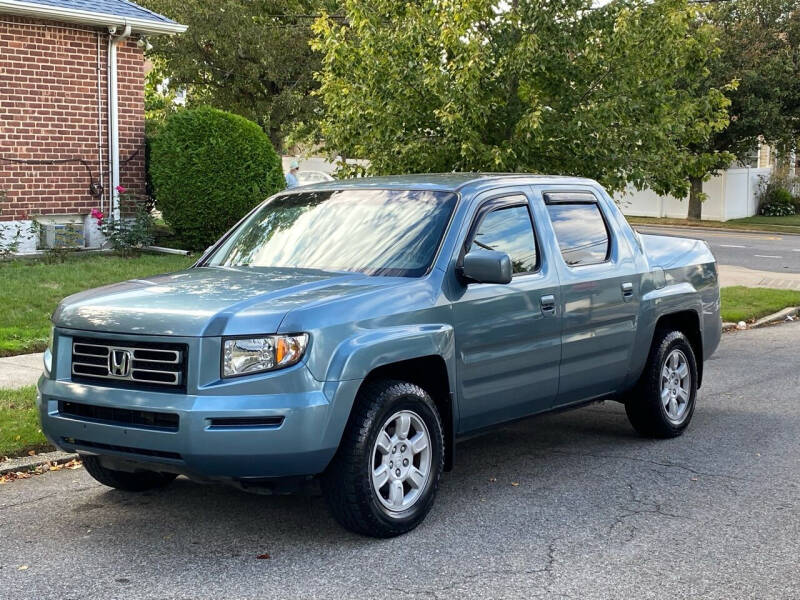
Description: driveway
xmin=3 ymin=323 xmax=800 ymax=599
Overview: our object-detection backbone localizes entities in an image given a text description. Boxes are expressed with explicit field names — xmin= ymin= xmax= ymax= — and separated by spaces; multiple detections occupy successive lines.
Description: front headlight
xmin=222 ymin=334 xmax=309 ymax=378
xmin=43 ymin=325 xmax=54 ymax=375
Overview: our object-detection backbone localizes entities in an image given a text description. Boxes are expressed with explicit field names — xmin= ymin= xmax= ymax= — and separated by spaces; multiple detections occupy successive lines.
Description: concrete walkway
xmin=0 ymin=352 xmax=43 ymax=389
xmin=718 ymin=265 xmax=800 ymax=290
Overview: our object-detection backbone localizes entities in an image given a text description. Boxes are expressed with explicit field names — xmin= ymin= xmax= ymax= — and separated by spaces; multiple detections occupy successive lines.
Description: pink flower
xmin=91 ymin=208 xmax=104 ymax=226
xmin=115 ymin=185 xmax=126 ymax=194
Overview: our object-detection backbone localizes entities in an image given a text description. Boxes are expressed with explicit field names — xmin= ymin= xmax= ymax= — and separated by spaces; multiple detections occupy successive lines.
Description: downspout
xmin=107 ymin=22 xmax=131 ymax=221
xmin=95 ymin=32 xmax=105 ymax=216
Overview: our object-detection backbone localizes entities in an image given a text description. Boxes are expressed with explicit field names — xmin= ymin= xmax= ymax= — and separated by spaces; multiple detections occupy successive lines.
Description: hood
xmin=53 ymin=266 xmax=401 ymax=337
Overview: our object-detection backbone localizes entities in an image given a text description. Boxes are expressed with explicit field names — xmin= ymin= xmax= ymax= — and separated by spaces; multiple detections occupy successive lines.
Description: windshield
xmin=206 ymin=189 xmax=458 ymax=277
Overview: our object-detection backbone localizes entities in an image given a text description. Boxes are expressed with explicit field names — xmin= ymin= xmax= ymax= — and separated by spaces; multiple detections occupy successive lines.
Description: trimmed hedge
xmin=149 ymin=107 xmax=285 ymax=250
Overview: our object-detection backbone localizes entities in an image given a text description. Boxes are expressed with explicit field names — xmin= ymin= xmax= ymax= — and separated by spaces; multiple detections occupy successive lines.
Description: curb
xmin=0 ymin=450 xmax=78 ymax=475
xmin=723 ymin=306 xmax=799 ymax=333
xmin=631 ymin=223 xmax=800 ymax=237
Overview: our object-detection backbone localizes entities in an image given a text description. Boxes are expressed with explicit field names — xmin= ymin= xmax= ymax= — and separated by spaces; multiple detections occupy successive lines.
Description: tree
xmin=139 ymin=0 xmax=341 ymax=151
xmin=683 ymin=0 xmax=800 ymax=219
xmin=311 ymin=0 xmax=731 ymax=197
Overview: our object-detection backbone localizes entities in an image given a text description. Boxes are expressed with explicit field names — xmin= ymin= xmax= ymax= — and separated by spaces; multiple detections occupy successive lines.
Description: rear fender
xmin=623 ymin=282 xmax=703 ymax=391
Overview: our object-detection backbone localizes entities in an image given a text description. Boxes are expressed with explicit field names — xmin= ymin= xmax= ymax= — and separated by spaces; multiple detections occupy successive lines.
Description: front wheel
xmin=625 ymin=329 xmax=698 ymax=438
xmin=322 ymin=380 xmax=444 ymax=537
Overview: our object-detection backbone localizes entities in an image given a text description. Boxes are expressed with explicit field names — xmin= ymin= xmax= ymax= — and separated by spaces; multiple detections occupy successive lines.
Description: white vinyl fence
xmin=615 ymin=167 xmax=771 ymax=221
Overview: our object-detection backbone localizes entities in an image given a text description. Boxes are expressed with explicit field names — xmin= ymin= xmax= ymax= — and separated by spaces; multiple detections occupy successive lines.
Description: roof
xmin=0 ymin=0 xmax=186 ymax=34
xmin=286 ymin=173 xmax=600 ymax=194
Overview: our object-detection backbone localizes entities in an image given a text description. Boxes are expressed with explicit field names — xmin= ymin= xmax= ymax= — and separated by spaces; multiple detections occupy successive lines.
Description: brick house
xmin=0 ymin=0 xmax=185 ymax=252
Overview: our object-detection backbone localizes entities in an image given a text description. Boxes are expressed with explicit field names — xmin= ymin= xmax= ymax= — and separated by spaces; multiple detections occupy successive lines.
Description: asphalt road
xmin=3 ymin=323 xmax=800 ymax=599
xmin=635 ymin=225 xmax=800 ymax=273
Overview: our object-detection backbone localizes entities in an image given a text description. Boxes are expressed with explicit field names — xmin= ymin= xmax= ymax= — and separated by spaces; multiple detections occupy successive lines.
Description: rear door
xmin=451 ymin=190 xmax=562 ymax=432
xmin=541 ymin=189 xmax=641 ymax=406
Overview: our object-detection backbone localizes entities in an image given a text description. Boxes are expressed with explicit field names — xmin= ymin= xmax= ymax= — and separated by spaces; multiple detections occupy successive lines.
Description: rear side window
xmin=546 ymin=201 xmax=610 ymax=266
xmin=470 ymin=204 xmax=538 ymax=274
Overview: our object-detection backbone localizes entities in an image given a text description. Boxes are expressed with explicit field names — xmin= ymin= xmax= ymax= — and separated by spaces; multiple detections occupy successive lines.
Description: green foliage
xmin=683 ymin=0 xmax=800 ymax=218
xmin=757 ymin=172 xmax=800 ymax=216
xmin=99 ymin=201 xmax=157 ymax=256
xmin=144 ymin=58 xmax=180 ymax=127
xmin=149 ymin=106 xmax=285 ymax=250
xmin=311 ymin=0 xmax=730 ymax=197
xmin=709 ymin=0 xmax=800 ymax=159
xmin=759 ymin=195 xmax=796 ymax=217
xmin=138 ymin=0 xmax=341 ymax=150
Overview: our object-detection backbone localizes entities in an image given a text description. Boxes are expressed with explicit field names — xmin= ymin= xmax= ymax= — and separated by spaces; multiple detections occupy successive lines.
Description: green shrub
xmin=757 ymin=172 xmax=799 ymax=217
xmin=759 ymin=188 xmax=796 ymax=217
xmin=149 ymin=107 xmax=284 ymax=250
xmin=99 ymin=199 xmax=156 ymax=257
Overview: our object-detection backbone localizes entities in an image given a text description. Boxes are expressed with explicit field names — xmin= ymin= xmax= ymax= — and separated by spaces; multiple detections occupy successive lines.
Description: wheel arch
xmin=359 ymin=355 xmax=455 ymax=472
xmin=652 ymin=310 xmax=704 ymax=388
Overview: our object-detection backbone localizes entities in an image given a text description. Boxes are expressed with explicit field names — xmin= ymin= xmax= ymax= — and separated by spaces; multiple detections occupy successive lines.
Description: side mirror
xmin=461 ymin=250 xmax=512 ymax=284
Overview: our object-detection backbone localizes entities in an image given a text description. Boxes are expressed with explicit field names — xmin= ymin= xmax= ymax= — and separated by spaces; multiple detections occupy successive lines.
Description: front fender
xmin=324 ymin=324 xmax=455 ymax=384
xmin=313 ymin=324 xmax=456 ymax=466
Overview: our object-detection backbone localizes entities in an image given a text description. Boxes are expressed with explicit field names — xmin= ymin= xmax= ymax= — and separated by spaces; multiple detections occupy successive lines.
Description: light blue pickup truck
xmin=38 ymin=174 xmax=721 ymax=537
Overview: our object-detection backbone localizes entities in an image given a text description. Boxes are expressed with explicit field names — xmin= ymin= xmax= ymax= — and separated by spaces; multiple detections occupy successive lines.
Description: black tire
xmin=322 ymin=379 xmax=445 ymax=538
xmin=625 ymin=329 xmax=698 ymax=438
xmin=81 ymin=454 xmax=178 ymax=492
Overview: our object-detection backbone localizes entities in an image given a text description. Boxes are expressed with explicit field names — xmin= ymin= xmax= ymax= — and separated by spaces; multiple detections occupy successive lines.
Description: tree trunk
xmin=687 ymin=176 xmax=703 ymax=221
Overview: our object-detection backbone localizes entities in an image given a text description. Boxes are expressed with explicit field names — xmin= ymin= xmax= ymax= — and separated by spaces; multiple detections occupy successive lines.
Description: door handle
xmin=621 ymin=282 xmax=634 ymax=302
xmin=540 ymin=294 xmax=556 ymax=316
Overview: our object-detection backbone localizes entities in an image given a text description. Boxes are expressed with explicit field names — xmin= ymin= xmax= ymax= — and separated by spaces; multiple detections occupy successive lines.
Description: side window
xmin=546 ymin=200 xmax=610 ymax=267
xmin=470 ymin=203 xmax=538 ymax=274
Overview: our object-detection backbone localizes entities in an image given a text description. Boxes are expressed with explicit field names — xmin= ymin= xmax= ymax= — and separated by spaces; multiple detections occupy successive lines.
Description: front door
xmin=451 ymin=192 xmax=562 ymax=433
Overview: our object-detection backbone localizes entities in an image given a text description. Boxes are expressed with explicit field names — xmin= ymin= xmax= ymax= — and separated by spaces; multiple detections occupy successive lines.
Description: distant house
xmin=0 ymin=0 xmax=185 ymax=252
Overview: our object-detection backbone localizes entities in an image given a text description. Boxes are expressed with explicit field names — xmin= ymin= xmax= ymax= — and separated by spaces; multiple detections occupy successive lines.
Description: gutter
xmin=0 ymin=0 xmax=187 ymax=34
xmin=108 ymin=23 xmax=131 ymax=221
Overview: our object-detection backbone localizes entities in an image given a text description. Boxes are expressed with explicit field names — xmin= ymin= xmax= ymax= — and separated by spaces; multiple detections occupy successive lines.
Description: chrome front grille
xmin=71 ymin=338 xmax=186 ymax=388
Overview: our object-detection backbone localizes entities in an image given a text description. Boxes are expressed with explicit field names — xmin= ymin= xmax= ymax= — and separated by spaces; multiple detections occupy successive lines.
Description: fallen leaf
xmin=511 ymin=482 xmax=520 ymax=487
xmin=27 ymin=450 xmax=36 ymax=456
xmin=690 ymin=477 xmax=698 ymax=481
xmin=256 ymin=553 xmax=271 ymax=560
xmin=18 ymin=565 xmax=28 ymax=571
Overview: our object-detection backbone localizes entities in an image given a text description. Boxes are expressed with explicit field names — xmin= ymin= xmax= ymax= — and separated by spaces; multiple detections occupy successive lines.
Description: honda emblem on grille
xmin=109 ymin=349 xmax=132 ymax=377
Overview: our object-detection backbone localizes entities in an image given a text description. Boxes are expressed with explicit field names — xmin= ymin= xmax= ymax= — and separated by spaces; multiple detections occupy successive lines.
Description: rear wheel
xmin=322 ymin=380 xmax=444 ymax=537
xmin=81 ymin=455 xmax=177 ymax=492
xmin=625 ymin=329 xmax=698 ymax=438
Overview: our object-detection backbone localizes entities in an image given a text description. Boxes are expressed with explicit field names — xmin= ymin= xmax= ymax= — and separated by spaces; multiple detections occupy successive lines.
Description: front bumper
xmin=38 ymin=329 xmax=361 ymax=480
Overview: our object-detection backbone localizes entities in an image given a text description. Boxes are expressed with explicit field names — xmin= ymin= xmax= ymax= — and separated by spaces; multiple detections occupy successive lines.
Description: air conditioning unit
xmin=39 ymin=222 xmax=85 ymax=249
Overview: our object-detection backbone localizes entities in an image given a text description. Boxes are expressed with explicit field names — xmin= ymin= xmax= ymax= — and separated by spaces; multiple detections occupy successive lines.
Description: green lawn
xmin=727 ymin=214 xmax=800 ymax=229
xmin=627 ymin=215 xmax=800 ymax=235
xmin=720 ymin=287 xmax=800 ymax=323
xmin=0 ymin=253 xmax=195 ymax=357
xmin=0 ymin=386 xmax=48 ymax=457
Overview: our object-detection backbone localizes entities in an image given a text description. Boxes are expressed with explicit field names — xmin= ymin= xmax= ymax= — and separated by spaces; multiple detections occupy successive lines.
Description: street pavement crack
xmin=547 ymin=449 xmax=745 ymax=481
